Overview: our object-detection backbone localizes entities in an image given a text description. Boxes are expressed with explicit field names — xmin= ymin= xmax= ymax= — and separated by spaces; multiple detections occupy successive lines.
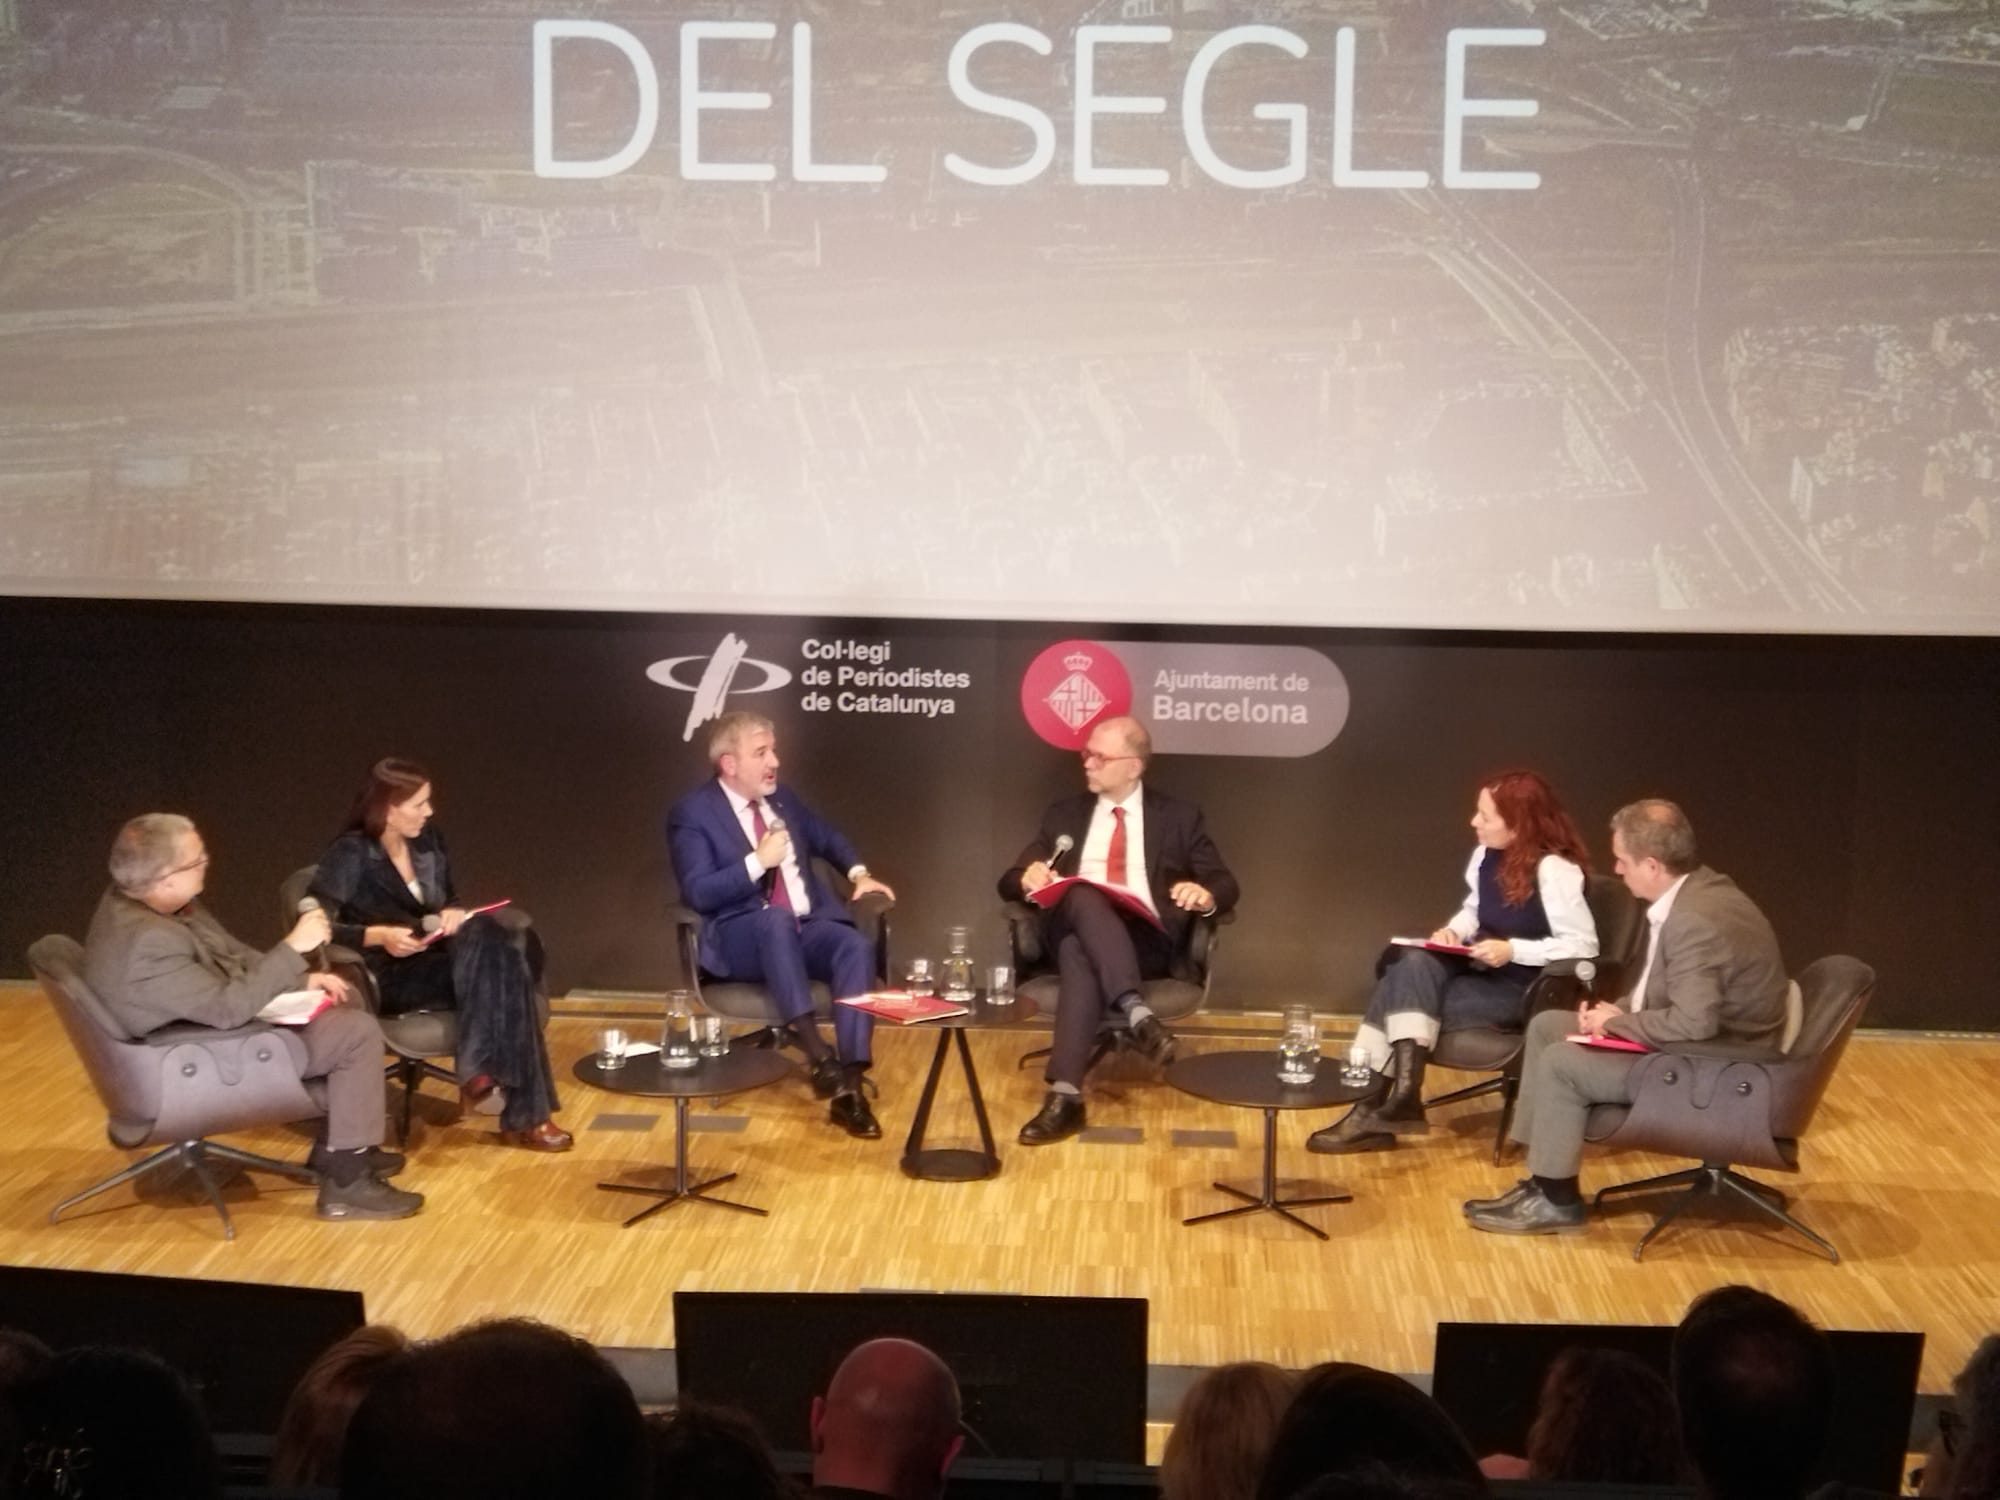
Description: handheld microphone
xmin=296 ymin=896 xmax=329 ymax=969
xmin=1048 ymin=834 xmax=1075 ymax=873
xmin=760 ymin=806 xmax=788 ymax=898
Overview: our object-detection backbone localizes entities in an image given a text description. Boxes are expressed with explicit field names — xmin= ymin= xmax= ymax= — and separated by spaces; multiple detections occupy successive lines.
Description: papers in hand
xmin=838 ymin=991 xmax=970 ymax=1024
xmin=257 ymin=989 xmax=337 ymax=1026
xmin=1565 ymin=1033 xmax=1651 ymax=1053
xmin=1024 ymin=876 xmax=1164 ymax=931
xmin=1391 ymin=936 xmax=1474 ymax=957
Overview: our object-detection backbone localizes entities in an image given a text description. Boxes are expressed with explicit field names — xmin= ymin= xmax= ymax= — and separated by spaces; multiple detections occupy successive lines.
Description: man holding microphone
xmin=667 ymin=712 xmax=896 ymax=1139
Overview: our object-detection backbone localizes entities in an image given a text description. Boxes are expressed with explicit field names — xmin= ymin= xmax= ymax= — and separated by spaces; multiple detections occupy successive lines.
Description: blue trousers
xmin=1352 ymin=947 xmax=1530 ymax=1070
xmin=712 ymin=906 xmax=875 ymax=1063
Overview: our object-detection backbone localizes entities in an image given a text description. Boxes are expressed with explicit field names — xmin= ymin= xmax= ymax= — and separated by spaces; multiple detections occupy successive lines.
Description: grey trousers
xmin=1508 ymin=1008 xmax=1641 ymax=1179
xmin=279 ymin=1004 xmax=389 ymax=1151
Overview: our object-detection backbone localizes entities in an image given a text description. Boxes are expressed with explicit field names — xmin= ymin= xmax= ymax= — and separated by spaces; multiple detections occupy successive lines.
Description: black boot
xmin=1372 ymin=1039 xmax=1431 ymax=1135
xmin=1306 ymin=1104 xmax=1395 ymax=1155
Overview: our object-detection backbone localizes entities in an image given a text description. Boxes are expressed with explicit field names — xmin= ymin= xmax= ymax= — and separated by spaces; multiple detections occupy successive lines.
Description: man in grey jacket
xmin=82 ymin=813 xmax=422 ymax=1220
xmin=1465 ymin=799 xmax=1788 ymax=1235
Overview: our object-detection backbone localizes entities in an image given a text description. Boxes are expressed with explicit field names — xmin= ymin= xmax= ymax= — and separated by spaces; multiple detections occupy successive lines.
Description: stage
xmin=2 ymin=985 xmax=1995 ymax=1401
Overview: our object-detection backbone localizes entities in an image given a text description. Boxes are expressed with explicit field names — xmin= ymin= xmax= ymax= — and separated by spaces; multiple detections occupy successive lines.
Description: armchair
xmin=29 ymin=935 xmax=324 ymax=1240
xmin=1586 ymin=954 xmax=1876 ymax=1262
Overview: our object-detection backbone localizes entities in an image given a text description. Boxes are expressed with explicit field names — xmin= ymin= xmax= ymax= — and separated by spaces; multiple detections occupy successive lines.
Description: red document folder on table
xmin=1566 ymin=1033 xmax=1652 ymax=1053
xmin=1024 ymin=877 xmax=1165 ymax=931
xmin=838 ymin=991 xmax=970 ymax=1024
xmin=1390 ymin=936 xmax=1474 ymax=957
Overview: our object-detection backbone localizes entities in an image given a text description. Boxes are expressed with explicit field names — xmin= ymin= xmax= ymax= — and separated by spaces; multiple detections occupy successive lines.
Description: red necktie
xmin=1106 ymin=806 xmax=1129 ymax=889
xmin=750 ymin=801 xmax=792 ymax=910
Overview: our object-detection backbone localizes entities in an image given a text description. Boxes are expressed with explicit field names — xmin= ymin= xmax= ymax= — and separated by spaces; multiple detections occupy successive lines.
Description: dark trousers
xmin=714 ymin=906 xmax=875 ymax=1063
xmin=1353 ymin=948 xmax=1531 ymax=1070
xmin=449 ymin=916 xmax=561 ymax=1132
xmin=1043 ymin=885 xmax=1174 ymax=1088
xmin=279 ymin=1004 xmax=389 ymax=1151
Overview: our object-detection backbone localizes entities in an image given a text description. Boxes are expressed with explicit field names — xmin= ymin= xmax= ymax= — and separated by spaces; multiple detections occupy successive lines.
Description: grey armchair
xmin=1006 ymin=903 xmax=1231 ymax=1075
xmin=1586 ymin=954 xmax=1876 ymax=1263
xmin=280 ymin=866 xmax=547 ymax=1145
xmin=1427 ymin=873 xmax=1646 ymax=1162
xmin=29 ymin=935 xmax=324 ymax=1240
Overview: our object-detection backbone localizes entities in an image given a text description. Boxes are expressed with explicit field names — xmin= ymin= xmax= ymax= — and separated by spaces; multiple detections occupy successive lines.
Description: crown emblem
xmin=1063 ymin=650 xmax=1093 ymax=672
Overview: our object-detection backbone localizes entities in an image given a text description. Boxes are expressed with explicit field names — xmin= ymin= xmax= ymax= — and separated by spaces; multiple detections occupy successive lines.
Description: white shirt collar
xmin=1096 ymin=780 xmax=1144 ymax=813
xmin=1647 ymin=872 xmax=1691 ymax=928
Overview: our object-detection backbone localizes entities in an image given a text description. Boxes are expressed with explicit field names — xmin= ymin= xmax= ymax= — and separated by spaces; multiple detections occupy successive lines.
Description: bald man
xmin=810 ymin=1338 xmax=963 ymax=1500
xmin=999 ymin=715 xmax=1239 ymax=1145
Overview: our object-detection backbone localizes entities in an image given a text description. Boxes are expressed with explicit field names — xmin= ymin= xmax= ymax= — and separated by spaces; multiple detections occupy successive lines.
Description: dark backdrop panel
xmin=2 ymin=598 xmax=1995 ymax=1029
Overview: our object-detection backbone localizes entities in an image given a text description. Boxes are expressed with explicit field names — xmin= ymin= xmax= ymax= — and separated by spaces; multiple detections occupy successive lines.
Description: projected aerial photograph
xmin=0 ymin=0 xmax=1994 ymax=632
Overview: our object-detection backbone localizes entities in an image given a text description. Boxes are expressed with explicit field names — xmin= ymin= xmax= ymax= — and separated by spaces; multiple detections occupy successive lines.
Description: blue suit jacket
xmin=666 ymin=780 xmax=863 ymax=977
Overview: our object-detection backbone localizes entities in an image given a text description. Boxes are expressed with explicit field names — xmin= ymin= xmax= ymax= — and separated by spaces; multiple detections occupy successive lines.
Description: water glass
xmin=906 ymin=957 xmax=936 ymax=999
xmin=663 ymin=991 xmax=697 ymax=1070
xmin=986 ymin=963 xmax=1015 ymax=1008
xmin=598 ymin=1026 xmax=629 ymax=1070
xmin=1341 ymin=1044 xmax=1377 ymax=1088
xmin=692 ymin=1013 xmax=728 ymax=1058
xmin=1277 ymin=1005 xmax=1320 ymax=1085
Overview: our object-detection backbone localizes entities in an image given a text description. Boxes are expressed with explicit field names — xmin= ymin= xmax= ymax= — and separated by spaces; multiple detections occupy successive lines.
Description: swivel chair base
xmin=51 ymin=1139 xmax=320 ymax=1241
xmin=1594 ymin=1162 xmax=1833 ymax=1263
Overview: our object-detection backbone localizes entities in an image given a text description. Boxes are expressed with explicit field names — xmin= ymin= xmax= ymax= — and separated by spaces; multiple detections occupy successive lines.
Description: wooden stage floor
xmin=2 ymin=988 xmax=1995 ymax=1395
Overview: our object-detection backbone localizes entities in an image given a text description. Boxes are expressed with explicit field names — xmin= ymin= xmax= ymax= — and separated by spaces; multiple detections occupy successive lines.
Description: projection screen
xmin=0 ymin=0 xmax=1994 ymax=634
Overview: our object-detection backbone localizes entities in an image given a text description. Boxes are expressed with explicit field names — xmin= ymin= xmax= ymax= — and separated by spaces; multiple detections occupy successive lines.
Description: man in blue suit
xmin=667 ymin=711 xmax=897 ymax=1139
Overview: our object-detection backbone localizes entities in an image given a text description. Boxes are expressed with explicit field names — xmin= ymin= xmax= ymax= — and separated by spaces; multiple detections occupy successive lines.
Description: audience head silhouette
xmin=269 ymin=1323 xmax=410 ymax=1490
xmin=7 ymin=1345 xmax=219 ymax=1500
xmin=1923 ymin=1333 xmax=2000 ymax=1499
xmin=1160 ymin=1361 xmax=1297 ymax=1500
xmin=1255 ymin=1362 xmax=1484 ymax=1500
xmin=810 ymin=1337 xmax=964 ymax=1500
xmin=644 ymin=1400 xmax=792 ymax=1500
xmin=1524 ymin=1346 xmax=1688 ymax=1486
xmin=338 ymin=1317 xmax=648 ymax=1500
xmin=1672 ymin=1285 xmax=1834 ymax=1500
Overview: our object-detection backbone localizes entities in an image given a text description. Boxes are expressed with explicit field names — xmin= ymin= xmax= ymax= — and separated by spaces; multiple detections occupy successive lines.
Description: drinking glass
xmin=987 ymin=963 xmax=1015 ymax=1008
xmin=663 ymin=991 xmax=697 ymax=1070
xmin=906 ymin=957 xmax=936 ymax=999
xmin=692 ymin=1013 xmax=728 ymax=1058
xmin=1341 ymin=1043 xmax=1377 ymax=1088
xmin=1277 ymin=1005 xmax=1320 ymax=1085
xmin=598 ymin=1026 xmax=629 ymax=1070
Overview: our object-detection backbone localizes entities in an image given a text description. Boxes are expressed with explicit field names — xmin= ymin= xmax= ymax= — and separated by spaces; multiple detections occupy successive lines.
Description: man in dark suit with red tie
xmin=667 ymin=712 xmax=896 ymax=1139
xmin=999 ymin=716 xmax=1239 ymax=1145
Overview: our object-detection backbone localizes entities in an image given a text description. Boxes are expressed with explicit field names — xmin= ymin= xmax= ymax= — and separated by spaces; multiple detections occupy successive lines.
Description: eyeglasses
xmin=161 ymin=854 xmax=210 ymax=879
xmin=1080 ymin=752 xmax=1138 ymax=768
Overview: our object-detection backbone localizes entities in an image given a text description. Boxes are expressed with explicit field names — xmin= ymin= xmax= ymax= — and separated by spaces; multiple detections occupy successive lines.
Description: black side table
xmin=898 ymin=994 xmax=1041 ymax=1182
xmin=1165 ymin=1050 xmax=1375 ymax=1241
xmin=573 ymin=1047 xmax=791 ymax=1227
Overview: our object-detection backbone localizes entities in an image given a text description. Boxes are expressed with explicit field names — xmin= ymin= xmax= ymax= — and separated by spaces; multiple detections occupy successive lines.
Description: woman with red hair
xmin=1309 ymin=770 xmax=1597 ymax=1156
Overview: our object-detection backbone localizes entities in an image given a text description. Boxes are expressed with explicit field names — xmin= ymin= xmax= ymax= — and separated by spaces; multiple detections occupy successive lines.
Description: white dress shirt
xmin=720 ymin=781 xmax=811 ymax=915
xmin=1441 ymin=849 xmax=1597 ymax=966
xmin=1625 ymin=872 xmax=1690 ymax=1012
xmin=1075 ymin=784 xmax=1158 ymax=917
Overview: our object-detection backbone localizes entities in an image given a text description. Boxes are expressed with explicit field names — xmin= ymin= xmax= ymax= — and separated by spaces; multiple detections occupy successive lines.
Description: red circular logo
xmin=1019 ymin=639 xmax=1131 ymax=750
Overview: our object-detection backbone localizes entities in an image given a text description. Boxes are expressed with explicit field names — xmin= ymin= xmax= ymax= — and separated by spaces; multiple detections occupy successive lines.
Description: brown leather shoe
xmin=500 ymin=1120 xmax=573 ymax=1152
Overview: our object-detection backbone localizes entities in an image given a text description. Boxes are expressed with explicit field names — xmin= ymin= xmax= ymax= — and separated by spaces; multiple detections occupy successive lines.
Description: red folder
xmin=837 ymin=991 xmax=970 ymax=1024
xmin=1391 ymin=936 xmax=1474 ymax=957
xmin=1565 ymin=1033 xmax=1652 ymax=1053
xmin=1024 ymin=876 xmax=1164 ymax=931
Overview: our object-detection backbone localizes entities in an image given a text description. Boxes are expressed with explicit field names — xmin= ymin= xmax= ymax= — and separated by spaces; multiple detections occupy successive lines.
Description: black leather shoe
xmin=808 ymin=1057 xmax=843 ymax=1099
xmin=1463 ymin=1178 xmax=1537 ymax=1217
xmin=316 ymin=1172 xmax=424 ymax=1221
xmin=1305 ymin=1107 xmax=1395 ymax=1156
xmin=1017 ymin=1091 xmax=1086 ymax=1145
xmin=1465 ymin=1181 xmax=1587 ymax=1235
xmin=1129 ymin=1014 xmax=1178 ymax=1067
xmin=829 ymin=1090 xmax=881 ymax=1140
xmin=309 ymin=1143 xmax=408 ymax=1179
